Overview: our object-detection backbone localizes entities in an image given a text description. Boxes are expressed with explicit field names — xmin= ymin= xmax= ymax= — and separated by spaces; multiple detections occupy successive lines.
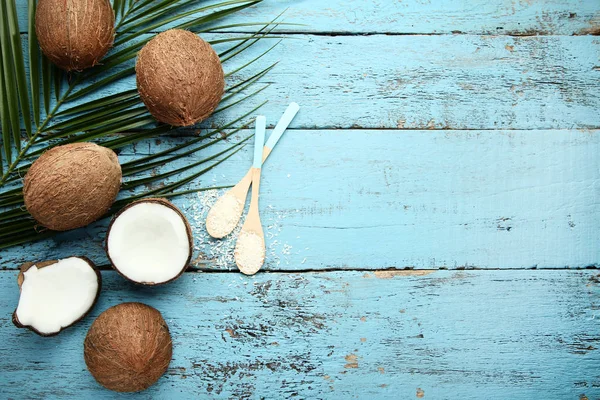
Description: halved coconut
xmin=13 ymin=257 xmax=101 ymax=336
xmin=106 ymin=199 xmax=192 ymax=285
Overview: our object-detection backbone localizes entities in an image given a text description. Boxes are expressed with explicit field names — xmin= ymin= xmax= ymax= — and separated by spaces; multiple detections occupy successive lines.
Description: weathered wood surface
xmin=20 ymin=33 xmax=600 ymax=130
xmin=2 ymin=0 xmax=600 ymax=398
xmin=16 ymin=0 xmax=600 ymax=35
xmin=2 ymin=129 xmax=598 ymax=270
xmin=0 ymin=270 xmax=598 ymax=399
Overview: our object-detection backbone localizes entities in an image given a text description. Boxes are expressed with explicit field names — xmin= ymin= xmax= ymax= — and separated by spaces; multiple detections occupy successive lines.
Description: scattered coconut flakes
xmin=205 ymin=192 xmax=243 ymax=238
xmin=263 ymin=206 xmax=293 ymax=267
xmin=282 ymin=244 xmax=293 ymax=255
xmin=234 ymin=231 xmax=265 ymax=274
xmin=187 ymin=188 xmax=297 ymax=270
xmin=186 ymin=189 xmax=245 ymax=270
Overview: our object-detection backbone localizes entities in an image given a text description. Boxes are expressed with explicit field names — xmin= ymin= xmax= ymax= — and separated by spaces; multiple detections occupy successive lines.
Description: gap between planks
xmin=202 ymin=30 xmax=600 ymax=37
xmin=18 ymin=30 xmax=600 ymax=37
xmin=1 ymin=266 xmax=598 ymax=273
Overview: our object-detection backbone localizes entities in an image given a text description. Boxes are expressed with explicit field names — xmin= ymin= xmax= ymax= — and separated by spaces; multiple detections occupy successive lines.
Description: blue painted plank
xmin=15 ymin=0 xmax=600 ymax=35
xmin=2 ymin=129 xmax=598 ymax=270
xmin=16 ymin=33 xmax=600 ymax=130
xmin=0 ymin=269 xmax=598 ymax=399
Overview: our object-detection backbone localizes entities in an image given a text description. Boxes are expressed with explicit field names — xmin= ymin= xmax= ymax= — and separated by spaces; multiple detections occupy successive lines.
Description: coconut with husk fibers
xmin=35 ymin=0 xmax=115 ymax=71
xmin=84 ymin=302 xmax=172 ymax=392
xmin=136 ymin=29 xmax=224 ymax=126
xmin=23 ymin=143 xmax=122 ymax=231
xmin=13 ymin=257 xmax=101 ymax=336
xmin=106 ymin=198 xmax=193 ymax=285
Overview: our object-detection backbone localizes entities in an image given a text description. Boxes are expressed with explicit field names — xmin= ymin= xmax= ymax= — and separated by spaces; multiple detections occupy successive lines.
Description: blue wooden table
xmin=1 ymin=1 xmax=600 ymax=399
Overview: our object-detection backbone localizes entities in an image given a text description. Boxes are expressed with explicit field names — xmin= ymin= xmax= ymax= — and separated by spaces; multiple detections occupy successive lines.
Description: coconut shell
xmin=105 ymin=198 xmax=193 ymax=285
xmin=136 ymin=29 xmax=224 ymax=126
xmin=12 ymin=257 xmax=102 ymax=337
xmin=24 ymin=143 xmax=122 ymax=231
xmin=35 ymin=0 xmax=115 ymax=71
xmin=84 ymin=302 xmax=172 ymax=392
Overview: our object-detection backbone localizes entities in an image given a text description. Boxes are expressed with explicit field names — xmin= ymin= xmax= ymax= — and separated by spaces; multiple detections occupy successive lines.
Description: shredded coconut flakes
xmin=185 ymin=188 xmax=296 ymax=270
xmin=205 ymin=192 xmax=243 ymax=238
xmin=234 ymin=231 xmax=266 ymax=274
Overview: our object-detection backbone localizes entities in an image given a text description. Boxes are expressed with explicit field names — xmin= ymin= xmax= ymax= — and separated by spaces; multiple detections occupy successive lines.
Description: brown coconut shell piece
xmin=136 ymin=29 xmax=224 ymax=126
xmin=84 ymin=302 xmax=172 ymax=392
xmin=35 ymin=0 xmax=115 ymax=71
xmin=23 ymin=143 xmax=122 ymax=231
xmin=105 ymin=198 xmax=193 ymax=285
xmin=13 ymin=257 xmax=102 ymax=337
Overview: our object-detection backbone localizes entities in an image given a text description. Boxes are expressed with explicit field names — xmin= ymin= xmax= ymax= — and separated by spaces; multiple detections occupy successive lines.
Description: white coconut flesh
xmin=108 ymin=202 xmax=191 ymax=284
xmin=15 ymin=257 xmax=99 ymax=335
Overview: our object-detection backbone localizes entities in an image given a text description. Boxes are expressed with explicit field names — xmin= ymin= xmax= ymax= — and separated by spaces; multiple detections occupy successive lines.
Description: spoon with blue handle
xmin=206 ymin=103 xmax=300 ymax=239
xmin=234 ymin=116 xmax=266 ymax=275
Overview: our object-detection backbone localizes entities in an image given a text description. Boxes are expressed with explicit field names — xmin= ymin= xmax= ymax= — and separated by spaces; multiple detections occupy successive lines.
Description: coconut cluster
xmin=14 ymin=19 xmax=228 ymax=395
xmin=136 ymin=29 xmax=224 ymax=126
xmin=35 ymin=0 xmax=115 ymax=71
xmin=16 ymin=193 xmax=191 ymax=388
xmin=84 ymin=303 xmax=172 ymax=392
xmin=24 ymin=143 xmax=122 ymax=231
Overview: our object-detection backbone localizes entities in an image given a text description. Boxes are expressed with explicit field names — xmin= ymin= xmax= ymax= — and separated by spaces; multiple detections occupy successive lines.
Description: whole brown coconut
xmin=35 ymin=0 xmax=115 ymax=71
xmin=84 ymin=303 xmax=172 ymax=392
xmin=24 ymin=143 xmax=121 ymax=231
xmin=136 ymin=29 xmax=224 ymax=126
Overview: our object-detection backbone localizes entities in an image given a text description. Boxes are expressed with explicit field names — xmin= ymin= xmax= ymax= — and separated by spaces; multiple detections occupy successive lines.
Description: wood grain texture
xmin=26 ymin=33 xmax=600 ymax=130
xmin=3 ymin=2 xmax=600 ymax=398
xmin=16 ymin=0 xmax=600 ymax=35
xmin=208 ymin=34 xmax=600 ymax=130
xmin=2 ymin=129 xmax=598 ymax=270
xmin=0 ymin=270 xmax=598 ymax=399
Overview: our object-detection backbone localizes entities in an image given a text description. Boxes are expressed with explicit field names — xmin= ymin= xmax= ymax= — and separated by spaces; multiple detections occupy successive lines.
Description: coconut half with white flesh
xmin=106 ymin=199 xmax=192 ymax=285
xmin=13 ymin=257 xmax=101 ymax=336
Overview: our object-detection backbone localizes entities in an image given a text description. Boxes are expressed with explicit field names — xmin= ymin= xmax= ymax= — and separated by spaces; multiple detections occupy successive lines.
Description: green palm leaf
xmin=0 ymin=0 xmax=285 ymax=249
xmin=5 ymin=0 xmax=32 ymax=137
xmin=41 ymin=55 xmax=51 ymax=113
xmin=28 ymin=0 xmax=40 ymax=127
xmin=0 ymin=0 xmax=22 ymax=153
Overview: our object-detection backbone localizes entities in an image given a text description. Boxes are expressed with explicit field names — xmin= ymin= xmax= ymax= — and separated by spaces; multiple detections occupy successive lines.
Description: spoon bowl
xmin=205 ymin=171 xmax=251 ymax=239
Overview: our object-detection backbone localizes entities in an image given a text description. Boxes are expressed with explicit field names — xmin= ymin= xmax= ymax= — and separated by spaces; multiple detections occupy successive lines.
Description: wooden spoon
xmin=234 ymin=116 xmax=266 ymax=275
xmin=205 ymin=103 xmax=300 ymax=238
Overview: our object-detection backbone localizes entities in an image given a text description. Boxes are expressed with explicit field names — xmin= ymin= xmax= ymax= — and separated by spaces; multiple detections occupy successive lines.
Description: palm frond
xmin=0 ymin=0 xmax=22 ymax=154
xmin=65 ymin=67 xmax=134 ymax=102
xmin=0 ymin=52 xmax=10 ymax=171
xmin=56 ymin=89 xmax=139 ymax=117
xmin=41 ymin=55 xmax=51 ymax=113
xmin=115 ymin=0 xmax=259 ymax=46
xmin=0 ymin=0 xmax=283 ymax=249
xmin=28 ymin=0 xmax=40 ymax=127
xmin=5 ymin=0 xmax=32 ymax=137
xmin=119 ymin=102 xmax=264 ymax=168
xmin=121 ymin=137 xmax=249 ymax=190
xmin=88 ymin=1 xmax=263 ymax=80
xmin=121 ymin=128 xmax=245 ymax=176
xmin=53 ymin=64 xmax=62 ymax=102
